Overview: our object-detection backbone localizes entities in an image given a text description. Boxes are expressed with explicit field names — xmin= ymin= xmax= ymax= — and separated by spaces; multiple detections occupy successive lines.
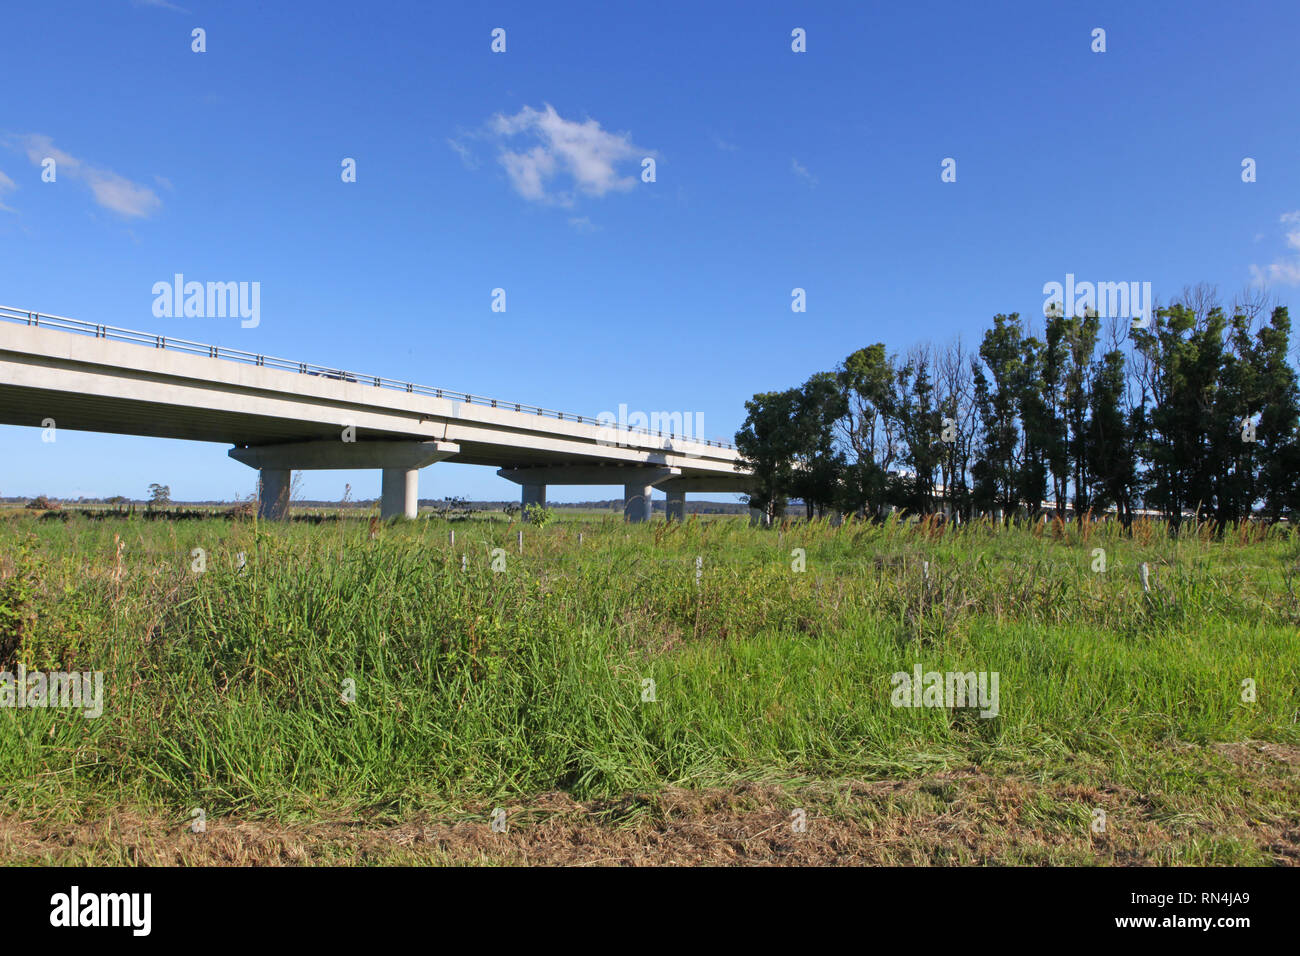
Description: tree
xmin=1062 ymin=311 xmax=1100 ymax=518
xmin=1040 ymin=310 xmax=1071 ymax=516
xmin=147 ymin=483 xmax=171 ymax=511
xmin=1254 ymin=306 xmax=1300 ymax=519
xmin=788 ymin=372 xmax=847 ymax=517
xmin=1086 ymin=347 xmax=1134 ymax=524
xmin=974 ymin=313 xmax=1030 ymax=519
xmin=735 ymin=389 xmax=803 ymax=524
xmin=1132 ymin=303 xmax=1211 ymax=525
xmin=894 ymin=345 xmax=944 ymax=513
xmin=936 ymin=339 xmax=978 ymax=519
xmin=1016 ymin=328 xmax=1050 ymax=517
xmin=836 ymin=344 xmax=899 ymax=517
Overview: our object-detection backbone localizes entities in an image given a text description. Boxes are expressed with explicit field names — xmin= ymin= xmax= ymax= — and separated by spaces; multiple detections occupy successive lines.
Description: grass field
xmin=1 ymin=510 xmax=1298 ymax=865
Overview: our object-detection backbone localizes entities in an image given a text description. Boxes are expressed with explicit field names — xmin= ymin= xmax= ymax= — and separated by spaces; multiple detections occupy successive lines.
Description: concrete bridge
xmin=0 ymin=306 xmax=753 ymax=519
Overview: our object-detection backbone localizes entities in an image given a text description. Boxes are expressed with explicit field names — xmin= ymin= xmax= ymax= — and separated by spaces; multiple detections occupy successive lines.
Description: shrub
xmin=523 ymin=503 xmax=555 ymax=528
xmin=0 ymin=535 xmax=40 ymax=665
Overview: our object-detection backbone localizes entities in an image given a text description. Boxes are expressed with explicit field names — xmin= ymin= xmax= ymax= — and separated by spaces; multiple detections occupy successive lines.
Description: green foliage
xmin=739 ymin=290 xmax=1300 ymax=527
xmin=523 ymin=502 xmax=555 ymax=527
xmin=0 ymin=535 xmax=40 ymax=664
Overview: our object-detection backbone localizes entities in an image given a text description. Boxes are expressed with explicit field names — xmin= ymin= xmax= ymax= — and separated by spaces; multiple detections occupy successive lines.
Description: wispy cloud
xmin=465 ymin=104 xmax=650 ymax=206
xmin=711 ymin=133 xmax=739 ymax=152
xmin=1250 ymin=211 xmax=1300 ymax=286
xmin=14 ymin=134 xmax=162 ymax=219
xmin=0 ymin=170 xmax=15 ymax=213
xmin=131 ymin=0 xmax=191 ymax=13
xmin=567 ymin=216 xmax=600 ymax=233
xmin=447 ymin=137 xmax=479 ymax=170
xmin=791 ymin=158 xmax=817 ymax=187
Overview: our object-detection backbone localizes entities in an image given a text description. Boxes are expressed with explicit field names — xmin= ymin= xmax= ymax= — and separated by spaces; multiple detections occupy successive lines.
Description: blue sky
xmin=1 ymin=0 xmax=1298 ymax=503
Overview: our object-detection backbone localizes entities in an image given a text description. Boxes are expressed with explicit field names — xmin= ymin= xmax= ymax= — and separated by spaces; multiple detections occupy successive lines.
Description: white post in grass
xmin=1140 ymin=562 xmax=1150 ymax=592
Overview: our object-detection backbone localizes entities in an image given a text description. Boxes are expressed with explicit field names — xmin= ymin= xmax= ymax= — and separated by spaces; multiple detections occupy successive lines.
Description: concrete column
xmin=624 ymin=482 xmax=653 ymax=523
xmin=665 ymin=489 xmax=686 ymax=522
xmin=521 ymin=483 xmax=546 ymax=519
xmin=749 ymin=506 xmax=763 ymax=527
xmin=259 ymin=468 xmax=291 ymax=520
xmin=381 ymin=467 xmax=419 ymax=519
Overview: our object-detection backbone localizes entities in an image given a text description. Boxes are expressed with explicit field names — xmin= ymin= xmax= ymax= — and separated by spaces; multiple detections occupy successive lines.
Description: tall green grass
xmin=1 ymin=513 xmax=1297 ymax=820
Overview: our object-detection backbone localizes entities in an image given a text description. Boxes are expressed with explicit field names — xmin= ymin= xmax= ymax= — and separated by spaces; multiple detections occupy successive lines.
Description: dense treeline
xmin=735 ymin=286 xmax=1300 ymax=528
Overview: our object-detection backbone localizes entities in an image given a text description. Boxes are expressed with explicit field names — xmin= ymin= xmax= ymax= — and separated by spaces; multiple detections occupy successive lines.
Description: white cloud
xmin=14 ymin=134 xmax=161 ymax=218
xmin=791 ymin=158 xmax=817 ymax=186
xmin=1251 ymin=260 xmax=1300 ymax=285
xmin=485 ymin=104 xmax=649 ymax=205
xmin=568 ymin=216 xmax=600 ymax=233
xmin=87 ymin=172 xmax=163 ymax=218
xmin=711 ymin=133 xmax=739 ymax=152
xmin=1250 ymin=211 xmax=1300 ymax=286
xmin=500 ymin=145 xmax=555 ymax=201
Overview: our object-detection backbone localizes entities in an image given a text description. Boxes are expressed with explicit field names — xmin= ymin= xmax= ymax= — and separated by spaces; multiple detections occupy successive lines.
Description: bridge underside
xmin=0 ymin=383 xmax=703 ymax=470
xmin=0 ymin=390 xmax=756 ymax=521
xmin=0 ymin=320 xmax=755 ymax=521
xmin=0 ymin=387 xmax=754 ymax=520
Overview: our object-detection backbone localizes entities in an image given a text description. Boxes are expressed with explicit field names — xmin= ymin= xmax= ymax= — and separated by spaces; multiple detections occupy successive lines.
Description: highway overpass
xmin=0 ymin=306 xmax=753 ymax=520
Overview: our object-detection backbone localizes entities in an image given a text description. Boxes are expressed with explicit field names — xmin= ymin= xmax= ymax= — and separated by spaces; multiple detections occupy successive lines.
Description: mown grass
xmin=1 ymin=512 xmax=1297 ymax=863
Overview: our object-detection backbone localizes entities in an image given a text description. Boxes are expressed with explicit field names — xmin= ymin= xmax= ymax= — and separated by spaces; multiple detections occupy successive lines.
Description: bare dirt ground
xmin=5 ymin=744 xmax=1298 ymax=867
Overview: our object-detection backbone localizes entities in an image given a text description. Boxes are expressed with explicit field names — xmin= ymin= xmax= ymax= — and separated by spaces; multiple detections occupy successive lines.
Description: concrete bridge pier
xmin=230 ymin=439 xmax=459 ymax=520
xmin=381 ymin=467 xmax=421 ymax=520
xmin=624 ymin=480 xmax=654 ymax=523
xmin=499 ymin=465 xmax=684 ymax=523
xmin=258 ymin=468 xmax=291 ymax=520
xmin=521 ymin=482 xmax=547 ymax=519
xmin=665 ymin=489 xmax=686 ymax=522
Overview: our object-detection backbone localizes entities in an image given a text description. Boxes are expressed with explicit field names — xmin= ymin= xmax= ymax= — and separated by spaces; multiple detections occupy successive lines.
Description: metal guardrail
xmin=0 ymin=306 xmax=737 ymax=449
